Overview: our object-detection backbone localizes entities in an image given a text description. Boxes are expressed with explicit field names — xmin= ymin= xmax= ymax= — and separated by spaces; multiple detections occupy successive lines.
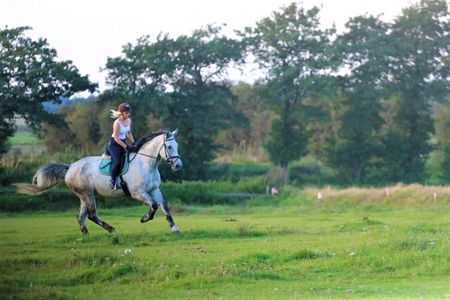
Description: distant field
xmin=6 ymin=118 xmax=47 ymax=154
xmin=8 ymin=132 xmax=39 ymax=144
xmin=7 ymin=132 xmax=46 ymax=156
xmin=1 ymin=197 xmax=449 ymax=299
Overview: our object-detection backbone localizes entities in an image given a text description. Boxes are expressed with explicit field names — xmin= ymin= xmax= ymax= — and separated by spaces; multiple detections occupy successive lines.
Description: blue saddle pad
xmin=99 ymin=153 xmax=129 ymax=176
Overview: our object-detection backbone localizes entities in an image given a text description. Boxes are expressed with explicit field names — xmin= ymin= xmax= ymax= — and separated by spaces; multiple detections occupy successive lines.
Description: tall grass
xmin=306 ymin=184 xmax=450 ymax=207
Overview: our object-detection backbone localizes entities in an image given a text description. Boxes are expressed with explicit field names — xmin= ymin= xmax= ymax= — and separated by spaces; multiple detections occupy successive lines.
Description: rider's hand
xmin=126 ymin=145 xmax=134 ymax=152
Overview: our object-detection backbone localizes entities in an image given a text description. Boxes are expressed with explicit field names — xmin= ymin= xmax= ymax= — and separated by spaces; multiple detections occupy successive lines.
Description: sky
xmin=1 ymin=0 xmax=419 ymax=92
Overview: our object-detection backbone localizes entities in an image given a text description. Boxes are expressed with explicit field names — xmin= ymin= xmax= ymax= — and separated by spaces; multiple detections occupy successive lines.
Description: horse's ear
xmin=172 ymin=128 xmax=178 ymax=136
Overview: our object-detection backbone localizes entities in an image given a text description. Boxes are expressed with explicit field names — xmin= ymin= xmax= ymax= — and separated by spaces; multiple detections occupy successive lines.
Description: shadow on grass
xmin=122 ymin=228 xmax=267 ymax=246
xmin=55 ymin=227 xmax=268 ymax=248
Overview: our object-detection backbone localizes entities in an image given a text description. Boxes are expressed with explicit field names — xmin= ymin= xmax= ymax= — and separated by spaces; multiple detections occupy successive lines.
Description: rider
xmin=108 ymin=102 xmax=135 ymax=189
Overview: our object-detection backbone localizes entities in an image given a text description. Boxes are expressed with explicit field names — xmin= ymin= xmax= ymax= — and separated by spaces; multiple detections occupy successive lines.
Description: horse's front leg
xmin=131 ymin=190 xmax=158 ymax=223
xmin=151 ymin=188 xmax=180 ymax=234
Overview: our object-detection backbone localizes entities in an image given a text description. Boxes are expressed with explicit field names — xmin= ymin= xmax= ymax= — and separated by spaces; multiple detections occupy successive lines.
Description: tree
xmin=240 ymin=3 xmax=335 ymax=180
xmin=63 ymin=102 xmax=103 ymax=152
xmin=217 ymin=82 xmax=272 ymax=160
xmin=0 ymin=26 xmax=96 ymax=155
xmin=162 ymin=26 xmax=247 ymax=179
xmin=429 ymin=101 xmax=450 ymax=182
xmin=102 ymin=34 xmax=177 ymax=137
xmin=382 ymin=0 xmax=450 ymax=182
xmin=325 ymin=15 xmax=390 ymax=184
xmin=103 ymin=25 xmax=247 ymax=179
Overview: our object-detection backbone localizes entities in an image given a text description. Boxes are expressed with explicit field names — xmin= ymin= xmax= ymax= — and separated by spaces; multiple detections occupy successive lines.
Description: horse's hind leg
xmin=85 ymin=196 xmax=116 ymax=233
xmin=76 ymin=200 xmax=88 ymax=234
xmin=87 ymin=211 xmax=115 ymax=233
xmin=72 ymin=188 xmax=116 ymax=233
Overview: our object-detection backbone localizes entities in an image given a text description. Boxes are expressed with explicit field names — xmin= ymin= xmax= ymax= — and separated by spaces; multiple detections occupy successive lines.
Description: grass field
xmin=1 ymin=194 xmax=449 ymax=299
xmin=5 ymin=118 xmax=46 ymax=156
xmin=8 ymin=132 xmax=39 ymax=144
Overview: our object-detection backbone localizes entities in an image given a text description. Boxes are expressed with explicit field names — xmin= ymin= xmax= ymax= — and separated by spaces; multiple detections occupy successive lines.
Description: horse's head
xmin=159 ymin=129 xmax=182 ymax=171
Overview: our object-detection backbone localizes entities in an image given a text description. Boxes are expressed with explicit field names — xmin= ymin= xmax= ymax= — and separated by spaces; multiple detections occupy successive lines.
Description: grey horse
xmin=16 ymin=130 xmax=182 ymax=234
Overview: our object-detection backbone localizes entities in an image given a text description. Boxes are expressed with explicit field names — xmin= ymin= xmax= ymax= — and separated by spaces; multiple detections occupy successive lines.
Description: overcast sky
xmin=1 ymin=0 xmax=418 ymax=92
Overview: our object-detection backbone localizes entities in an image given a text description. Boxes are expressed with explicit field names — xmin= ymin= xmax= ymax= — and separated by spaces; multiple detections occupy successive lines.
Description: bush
xmin=0 ymin=162 xmax=40 ymax=186
xmin=0 ymin=188 xmax=79 ymax=212
xmin=205 ymin=162 xmax=271 ymax=181
xmin=161 ymin=177 xmax=266 ymax=205
xmin=289 ymin=158 xmax=336 ymax=187
xmin=0 ymin=147 xmax=90 ymax=187
xmin=0 ymin=177 xmax=268 ymax=212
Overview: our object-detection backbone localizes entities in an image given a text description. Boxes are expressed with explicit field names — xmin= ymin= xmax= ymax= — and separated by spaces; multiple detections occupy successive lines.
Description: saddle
xmin=99 ymin=152 xmax=130 ymax=176
xmin=99 ymin=152 xmax=132 ymax=197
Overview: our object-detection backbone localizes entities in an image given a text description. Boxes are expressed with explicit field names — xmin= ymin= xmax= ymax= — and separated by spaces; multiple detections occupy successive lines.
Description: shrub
xmin=289 ymin=158 xmax=336 ymax=187
xmin=205 ymin=162 xmax=271 ymax=181
xmin=0 ymin=162 xmax=41 ymax=186
xmin=161 ymin=178 xmax=265 ymax=205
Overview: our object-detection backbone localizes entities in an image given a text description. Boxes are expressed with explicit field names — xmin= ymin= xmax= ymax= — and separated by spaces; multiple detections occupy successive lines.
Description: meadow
xmin=1 ymin=189 xmax=449 ymax=299
xmin=2 ymin=126 xmax=450 ymax=299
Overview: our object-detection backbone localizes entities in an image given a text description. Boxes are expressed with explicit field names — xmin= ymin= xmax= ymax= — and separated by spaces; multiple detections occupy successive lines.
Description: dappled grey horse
xmin=17 ymin=130 xmax=182 ymax=234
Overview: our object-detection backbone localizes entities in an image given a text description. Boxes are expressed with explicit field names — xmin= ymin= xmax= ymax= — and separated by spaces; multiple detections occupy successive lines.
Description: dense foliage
xmin=0 ymin=26 xmax=96 ymax=155
xmin=3 ymin=0 xmax=450 ymax=186
xmin=239 ymin=3 xmax=335 ymax=171
xmin=102 ymin=25 xmax=248 ymax=179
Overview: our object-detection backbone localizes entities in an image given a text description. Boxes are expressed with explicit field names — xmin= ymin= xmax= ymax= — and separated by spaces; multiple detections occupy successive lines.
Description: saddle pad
xmin=99 ymin=152 xmax=129 ymax=176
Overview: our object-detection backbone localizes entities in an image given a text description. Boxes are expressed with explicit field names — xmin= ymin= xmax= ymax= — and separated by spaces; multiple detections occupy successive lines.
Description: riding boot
xmin=110 ymin=178 xmax=122 ymax=190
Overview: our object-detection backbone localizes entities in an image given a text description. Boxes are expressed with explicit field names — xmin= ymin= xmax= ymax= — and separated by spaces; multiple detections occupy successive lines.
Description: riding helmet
xmin=118 ymin=103 xmax=132 ymax=113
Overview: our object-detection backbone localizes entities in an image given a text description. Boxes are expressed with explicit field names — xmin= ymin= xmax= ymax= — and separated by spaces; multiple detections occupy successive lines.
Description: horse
xmin=16 ymin=129 xmax=183 ymax=234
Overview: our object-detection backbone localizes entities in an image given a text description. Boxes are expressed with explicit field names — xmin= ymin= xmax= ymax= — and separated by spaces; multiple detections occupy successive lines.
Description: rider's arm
xmin=113 ymin=121 xmax=128 ymax=149
xmin=126 ymin=119 xmax=135 ymax=144
xmin=126 ymin=132 xmax=135 ymax=144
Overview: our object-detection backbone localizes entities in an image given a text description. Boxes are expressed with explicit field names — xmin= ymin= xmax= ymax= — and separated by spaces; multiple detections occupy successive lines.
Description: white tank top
xmin=112 ymin=120 xmax=130 ymax=140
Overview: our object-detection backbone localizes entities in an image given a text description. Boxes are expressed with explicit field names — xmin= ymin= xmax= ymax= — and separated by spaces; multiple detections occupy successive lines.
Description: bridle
xmin=130 ymin=134 xmax=180 ymax=168
xmin=161 ymin=137 xmax=181 ymax=168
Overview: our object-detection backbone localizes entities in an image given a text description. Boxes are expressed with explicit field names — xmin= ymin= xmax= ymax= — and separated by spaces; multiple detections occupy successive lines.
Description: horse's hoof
xmin=80 ymin=226 xmax=89 ymax=234
xmin=140 ymin=214 xmax=152 ymax=223
xmin=171 ymin=225 xmax=180 ymax=234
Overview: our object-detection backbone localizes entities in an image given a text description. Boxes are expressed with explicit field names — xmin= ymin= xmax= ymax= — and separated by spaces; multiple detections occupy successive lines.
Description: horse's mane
xmin=132 ymin=129 xmax=167 ymax=152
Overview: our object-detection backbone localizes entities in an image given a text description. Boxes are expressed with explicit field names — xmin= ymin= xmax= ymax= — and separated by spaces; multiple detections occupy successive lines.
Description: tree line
xmin=1 ymin=0 xmax=450 ymax=185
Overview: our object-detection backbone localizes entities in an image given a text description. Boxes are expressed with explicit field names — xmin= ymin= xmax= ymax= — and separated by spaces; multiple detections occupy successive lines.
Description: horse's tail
xmin=15 ymin=163 xmax=70 ymax=195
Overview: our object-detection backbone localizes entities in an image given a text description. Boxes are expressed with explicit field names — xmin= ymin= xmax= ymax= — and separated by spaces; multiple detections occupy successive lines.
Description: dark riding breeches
xmin=107 ymin=137 xmax=125 ymax=181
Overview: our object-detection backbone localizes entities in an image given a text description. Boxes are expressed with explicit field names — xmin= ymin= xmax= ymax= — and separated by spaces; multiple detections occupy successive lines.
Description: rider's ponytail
xmin=110 ymin=109 xmax=121 ymax=119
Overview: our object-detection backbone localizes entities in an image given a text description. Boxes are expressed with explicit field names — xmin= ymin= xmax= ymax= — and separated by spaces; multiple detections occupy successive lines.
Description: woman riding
xmin=108 ymin=102 xmax=135 ymax=189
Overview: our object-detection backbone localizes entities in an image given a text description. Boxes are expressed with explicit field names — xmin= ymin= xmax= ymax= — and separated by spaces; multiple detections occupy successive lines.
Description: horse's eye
xmin=168 ymin=145 xmax=172 ymax=149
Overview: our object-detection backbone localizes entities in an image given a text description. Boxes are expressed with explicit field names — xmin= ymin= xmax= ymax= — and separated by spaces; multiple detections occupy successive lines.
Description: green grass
xmin=1 ymin=198 xmax=449 ymax=299
xmin=8 ymin=132 xmax=39 ymax=144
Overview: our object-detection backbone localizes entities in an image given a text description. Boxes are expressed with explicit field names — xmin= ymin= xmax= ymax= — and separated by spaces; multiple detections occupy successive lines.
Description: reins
xmin=128 ymin=135 xmax=179 ymax=167
xmin=131 ymin=152 xmax=157 ymax=160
